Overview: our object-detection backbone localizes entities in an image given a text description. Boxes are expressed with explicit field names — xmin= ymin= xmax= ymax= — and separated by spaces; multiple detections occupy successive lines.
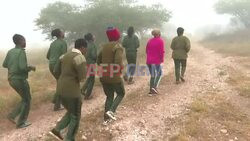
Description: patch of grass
xmin=226 ymin=67 xmax=250 ymax=98
xmin=173 ymin=92 xmax=250 ymax=140
xmin=238 ymin=86 xmax=250 ymax=98
xmin=169 ymin=134 xmax=189 ymax=141
xmin=201 ymin=29 xmax=250 ymax=57
xmin=190 ymin=99 xmax=208 ymax=113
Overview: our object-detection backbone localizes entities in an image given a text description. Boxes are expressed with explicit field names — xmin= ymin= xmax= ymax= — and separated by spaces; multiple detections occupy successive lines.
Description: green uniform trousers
xmin=8 ymin=79 xmax=31 ymax=126
xmin=55 ymin=96 xmax=82 ymax=141
xmin=147 ymin=65 xmax=162 ymax=89
xmin=81 ymin=75 xmax=95 ymax=98
xmin=174 ymin=59 xmax=187 ymax=81
xmin=102 ymin=82 xmax=125 ymax=120
xmin=49 ymin=63 xmax=62 ymax=110
xmin=125 ymin=52 xmax=137 ymax=79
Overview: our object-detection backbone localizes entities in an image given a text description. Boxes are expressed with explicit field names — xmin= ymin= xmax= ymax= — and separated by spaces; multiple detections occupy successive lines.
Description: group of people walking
xmin=2 ymin=26 xmax=190 ymax=141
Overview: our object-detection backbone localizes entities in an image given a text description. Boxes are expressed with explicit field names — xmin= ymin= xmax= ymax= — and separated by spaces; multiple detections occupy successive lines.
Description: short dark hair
xmin=84 ymin=33 xmax=94 ymax=41
xmin=127 ymin=26 xmax=135 ymax=37
xmin=51 ymin=28 xmax=61 ymax=38
xmin=177 ymin=27 xmax=184 ymax=36
xmin=75 ymin=38 xmax=87 ymax=49
xmin=13 ymin=34 xmax=25 ymax=45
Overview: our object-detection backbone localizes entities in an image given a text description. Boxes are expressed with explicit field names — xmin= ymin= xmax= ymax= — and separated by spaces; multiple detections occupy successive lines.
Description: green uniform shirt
xmin=86 ymin=41 xmax=97 ymax=64
xmin=47 ymin=39 xmax=67 ymax=65
xmin=122 ymin=35 xmax=140 ymax=54
xmin=2 ymin=46 xmax=31 ymax=80
xmin=97 ymin=41 xmax=124 ymax=84
xmin=171 ymin=35 xmax=191 ymax=59
xmin=54 ymin=49 xmax=87 ymax=98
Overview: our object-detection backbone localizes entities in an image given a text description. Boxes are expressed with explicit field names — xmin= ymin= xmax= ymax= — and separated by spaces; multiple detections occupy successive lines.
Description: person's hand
xmin=28 ymin=66 xmax=36 ymax=72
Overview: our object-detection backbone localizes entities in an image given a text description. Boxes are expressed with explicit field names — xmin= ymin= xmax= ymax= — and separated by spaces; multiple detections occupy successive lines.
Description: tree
xmin=215 ymin=0 xmax=250 ymax=28
xmin=35 ymin=0 xmax=171 ymax=43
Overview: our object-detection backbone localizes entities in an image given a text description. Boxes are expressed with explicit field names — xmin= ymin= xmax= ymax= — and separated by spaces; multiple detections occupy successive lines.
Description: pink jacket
xmin=146 ymin=37 xmax=165 ymax=65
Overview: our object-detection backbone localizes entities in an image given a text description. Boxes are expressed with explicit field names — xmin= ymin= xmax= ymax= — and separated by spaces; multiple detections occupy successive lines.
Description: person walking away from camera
xmin=47 ymin=29 xmax=67 ymax=111
xmin=2 ymin=34 xmax=36 ymax=128
xmin=171 ymin=27 xmax=191 ymax=84
xmin=146 ymin=29 xmax=165 ymax=96
xmin=122 ymin=26 xmax=140 ymax=84
xmin=81 ymin=33 xmax=97 ymax=100
xmin=49 ymin=39 xmax=87 ymax=141
xmin=97 ymin=27 xmax=125 ymax=125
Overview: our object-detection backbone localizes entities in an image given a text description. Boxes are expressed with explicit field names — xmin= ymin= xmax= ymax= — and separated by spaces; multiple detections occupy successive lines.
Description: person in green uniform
xmin=98 ymin=27 xmax=125 ymax=125
xmin=122 ymin=26 xmax=140 ymax=84
xmin=49 ymin=38 xmax=87 ymax=141
xmin=81 ymin=33 xmax=97 ymax=100
xmin=47 ymin=28 xmax=67 ymax=111
xmin=170 ymin=27 xmax=191 ymax=84
xmin=2 ymin=34 xmax=36 ymax=128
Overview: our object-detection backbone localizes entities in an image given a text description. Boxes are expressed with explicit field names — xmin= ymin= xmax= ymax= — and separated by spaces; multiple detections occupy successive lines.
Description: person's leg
xmin=84 ymin=76 xmax=95 ymax=99
xmin=147 ymin=65 xmax=155 ymax=90
xmin=110 ymin=82 xmax=125 ymax=113
xmin=49 ymin=64 xmax=56 ymax=104
xmin=65 ymin=98 xmax=82 ymax=141
xmin=81 ymin=77 xmax=90 ymax=95
xmin=16 ymin=80 xmax=31 ymax=128
xmin=123 ymin=57 xmax=130 ymax=82
xmin=8 ymin=80 xmax=24 ymax=122
xmin=54 ymin=94 xmax=62 ymax=111
xmin=54 ymin=97 xmax=71 ymax=131
xmin=154 ymin=65 xmax=163 ymax=88
xmin=50 ymin=64 xmax=63 ymax=111
xmin=102 ymin=83 xmax=115 ymax=121
xmin=50 ymin=97 xmax=70 ymax=140
xmin=180 ymin=59 xmax=187 ymax=81
xmin=127 ymin=53 xmax=137 ymax=83
xmin=174 ymin=59 xmax=181 ymax=83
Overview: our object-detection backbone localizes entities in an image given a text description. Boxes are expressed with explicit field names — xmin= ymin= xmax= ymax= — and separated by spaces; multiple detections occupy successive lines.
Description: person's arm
xmin=135 ymin=36 xmax=140 ymax=49
xmin=185 ymin=37 xmax=191 ymax=53
xmin=73 ymin=55 xmax=87 ymax=82
xmin=18 ymin=50 xmax=32 ymax=73
xmin=97 ymin=50 xmax=103 ymax=66
xmin=170 ymin=38 xmax=175 ymax=50
xmin=113 ymin=46 xmax=124 ymax=73
xmin=91 ymin=44 xmax=98 ymax=61
xmin=122 ymin=37 xmax=127 ymax=49
xmin=2 ymin=52 xmax=9 ymax=68
xmin=159 ymin=39 xmax=165 ymax=63
xmin=53 ymin=55 xmax=63 ymax=80
xmin=146 ymin=41 xmax=150 ymax=54
xmin=46 ymin=46 xmax=51 ymax=60
xmin=62 ymin=41 xmax=68 ymax=54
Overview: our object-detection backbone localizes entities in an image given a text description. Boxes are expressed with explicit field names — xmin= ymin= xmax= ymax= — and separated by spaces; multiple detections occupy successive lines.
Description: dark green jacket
xmin=47 ymin=39 xmax=67 ymax=65
xmin=171 ymin=35 xmax=191 ymax=59
xmin=2 ymin=46 xmax=32 ymax=80
xmin=86 ymin=41 xmax=97 ymax=64
xmin=122 ymin=35 xmax=140 ymax=54
xmin=97 ymin=41 xmax=124 ymax=84
xmin=54 ymin=49 xmax=87 ymax=98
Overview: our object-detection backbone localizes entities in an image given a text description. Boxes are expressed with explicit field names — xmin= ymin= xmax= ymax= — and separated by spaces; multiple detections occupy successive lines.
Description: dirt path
xmin=72 ymin=43 xmax=250 ymax=140
xmin=75 ymin=43 xmax=225 ymax=140
xmin=1 ymin=43 xmax=250 ymax=140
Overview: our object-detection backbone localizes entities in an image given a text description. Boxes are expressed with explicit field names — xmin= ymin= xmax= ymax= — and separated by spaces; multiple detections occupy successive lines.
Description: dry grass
xmin=201 ymin=29 xmax=250 ymax=57
xmin=169 ymin=134 xmax=189 ymax=141
xmin=226 ymin=67 xmax=250 ymax=98
xmin=171 ymin=92 xmax=250 ymax=140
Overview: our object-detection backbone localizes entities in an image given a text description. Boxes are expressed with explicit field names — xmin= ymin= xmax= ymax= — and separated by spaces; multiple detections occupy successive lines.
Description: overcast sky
xmin=0 ymin=0 xmax=230 ymax=51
